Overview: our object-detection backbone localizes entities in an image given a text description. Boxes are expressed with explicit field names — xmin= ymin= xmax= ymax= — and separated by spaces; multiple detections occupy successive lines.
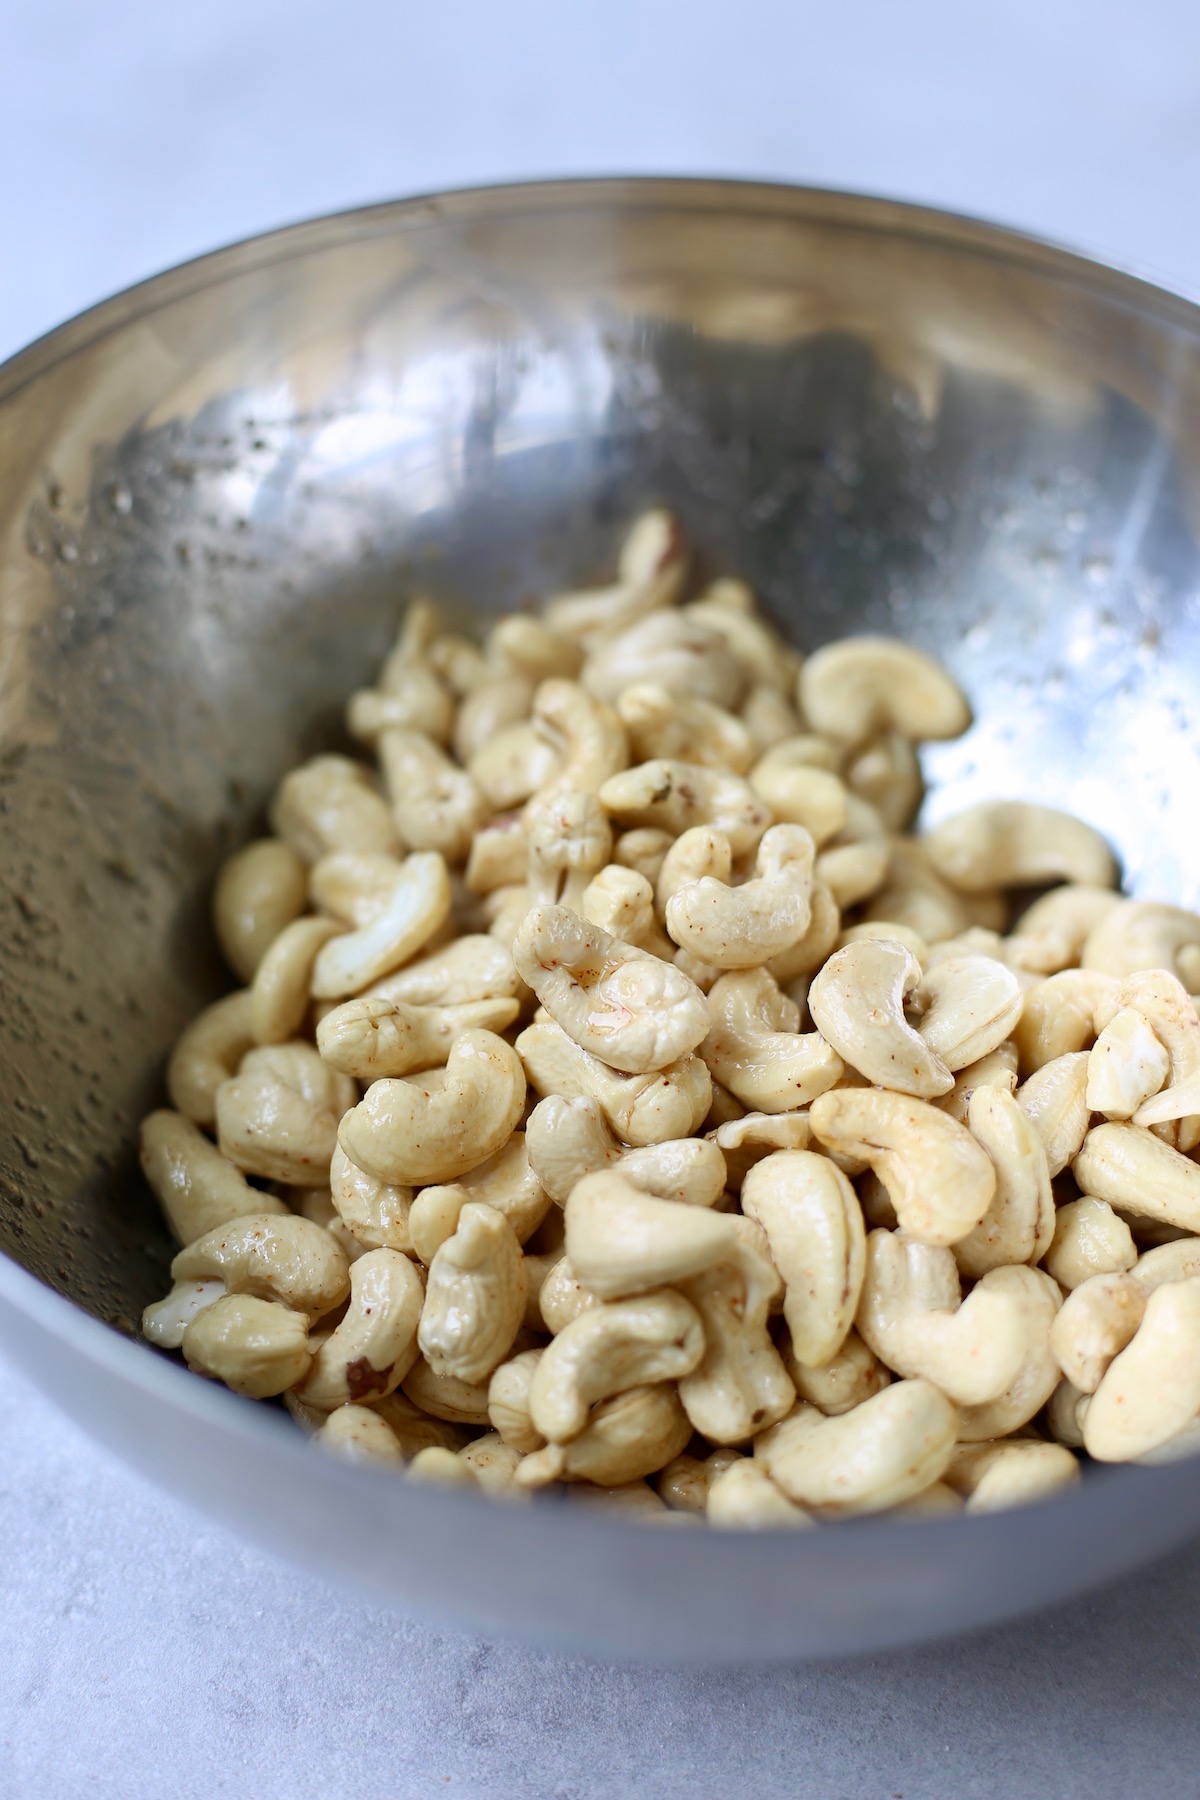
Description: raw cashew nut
xmin=487 ymin=1349 xmax=547 ymax=1454
xmin=213 ymin=839 xmax=308 ymax=981
xmin=924 ymin=801 xmax=1118 ymax=893
xmin=933 ymin=1043 xmax=1018 ymax=1125
xmin=464 ymin=813 xmax=529 ymax=895
xmin=783 ymin=1329 xmax=892 ymax=1416
xmin=613 ymin=827 xmax=675 ymax=888
xmin=529 ymin=1291 xmax=705 ymax=1443
xmin=529 ymin=680 xmax=628 ymax=798
xmin=538 ymin=1256 xmax=603 ymax=1335
xmin=748 ymin=745 xmax=848 ymax=847
xmin=317 ymin=993 xmax=518 ymax=1079
xmin=182 ymin=1294 xmax=313 ymax=1398
xmin=665 ymin=825 xmax=815 ymax=969
xmin=310 ymin=852 xmax=452 ymax=998
xmin=844 ymin=731 xmax=924 ymax=832
xmin=139 ymin=1109 xmax=285 ymax=1245
xmin=167 ymin=990 xmax=255 ymax=1126
xmin=656 ymin=1448 xmax=744 ymax=1512
xmin=702 ymin=969 xmax=844 ymax=1113
xmin=513 ymin=905 xmax=709 ymax=1073
xmin=215 ymin=1043 xmax=355 ymax=1186
xmin=808 ymin=1087 xmax=996 ymax=1247
xmin=517 ymin=1019 xmax=711 ymax=1146
xmin=706 ymin=1459 xmax=814 ymax=1530
xmin=378 ymin=729 xmax=485 ymax=862
xmin=808 ymin=939 xmax=952 ymax=1098
xmin=270 ymin=754 xmax=400 ymax=863
xmin=250 ymin=915 xmax=342 ymax=1043
xmin=401 ymin=1357 xmax=493 ymax=1425
xmin=685 ymin=595 xmax=800 ymax=694
xmin=329 ymin=1143 xmax=414 ymax=1252
xmin=1012 ymin=970 xmax=1118 ymax=1075
xmin=366 ymin=934 xmax=521 ymax=1007
xmin=1083 ymin=1278 xmax=1200 ymax=1461
xmin=708 ymin=1111 xmax=811 ymax=1191
xmin=856 ymin=1231 xmax=1042 ymax=1406
xmin=945 ymin=1441 xmax=1080 ymax=1513
xmin=582 ymin=865 xmax=675 ymax=959
xmin=1081 ymin=899 xmax=1200 ymax=986
xmin=525 ymin=1096 xmax=725 ymax=1206
xmin=172 ymin=1213 xmax=350 ymax=1318
xmin=599 ymin=760 xmax=771 ymax=856
xmin=1049 ymin=1271 xmax=1148 ymax=1394
xmin=524 ymin=788 xmax=613 ymax=912
xmin=565 ymin=1170 xmax=744 ymax=1299
xmin=314 ymin=1405 xmax=407 ymax=1467
xmin=766 ymin=881 xmax=842 ymax=984
xmin=1073 ymin=1122 xmax=1200 ymax=1234
xmin=741 ymin=1151 xmax=865 ymax=1367
xmin=913 ymin=956 xmax=1024 ymax=1072
xmin=863 ymin=838 xmax=974 ymax=943
xmin=617 ymin=683 xmax=755 ymax=773
xmin=814 ymin=796 xmax=890 ymax=910
xmin=1017 ymin=1052 xmax=1091 ymax=1176
xmin=954 ymin=1267 xmax=1062 ymax=1441
xmin=1135 ymin=1239 xmax=1200 ymax=1290
xmin=676 ymin=1218 xmax=795 ymax=1443
xmin=453 ymin=674 xmax=534 ymax=766
xmin=584 ymin=611 xmax=746 ymax=709
xmin=339 ymin=1030 xmax=526 ymax=1185
xmin=348 ymin=664 xmax=455 ymax=750
xmin=408 ymin=1133 xmax=550 ymax=1263
xmin=1010 ymin=885 xmax=1122 ymax=974
xmin=487 ymin=613 xmax=583 ymax=683
xmin=543 ymin=509 xmax=686 ymax=645
xmin=517 ymin=1383 xmax=692 ymax=1489
xmin=798 ymin=636 xmax=970 ymax=745
xmin=755 ymin=1381 xmax=958 ymax=1515
xmin=294 ymin=1248 xmax=424 ymax=1409
xmin=1086 ymin=1006 xmax=1170 ymax=1118
xmin=1042 ymin=1196 xmax=1137 ymax=1290
xmin=417 ymin=1202 xmax=526 ymax=1384
xmin=468 ymin=721 xmax=560 ymax=808
xmin=954 ymin=1086 xmax=1054 ymax=1278
xmin=1110 ymin=970 xmax=1200 ymax=1153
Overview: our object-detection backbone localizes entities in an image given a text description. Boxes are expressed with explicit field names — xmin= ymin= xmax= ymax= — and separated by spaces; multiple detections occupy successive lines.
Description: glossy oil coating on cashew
xmin=143 ymin=507 xmax=1200 ymax=1525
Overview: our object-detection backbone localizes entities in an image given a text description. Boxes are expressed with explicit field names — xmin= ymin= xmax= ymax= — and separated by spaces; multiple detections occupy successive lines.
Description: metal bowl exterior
xmin=2 ymin=179 xmax=1199 ymax=1660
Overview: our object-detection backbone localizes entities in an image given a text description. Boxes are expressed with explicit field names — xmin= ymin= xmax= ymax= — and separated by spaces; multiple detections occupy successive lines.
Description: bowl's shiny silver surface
xmin=2 ymin=179 xmax=1200 ymax=1661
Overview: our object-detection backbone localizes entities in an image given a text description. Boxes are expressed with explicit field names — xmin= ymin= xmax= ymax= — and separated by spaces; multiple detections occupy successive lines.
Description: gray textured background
xmin=4 ymin=3 xmax=1200 ymax=1794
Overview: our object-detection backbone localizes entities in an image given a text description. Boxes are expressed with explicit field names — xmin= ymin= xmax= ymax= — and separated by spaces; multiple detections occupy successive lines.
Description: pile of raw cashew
xmin=140 ymin=510 xmax=1200 ymax=1527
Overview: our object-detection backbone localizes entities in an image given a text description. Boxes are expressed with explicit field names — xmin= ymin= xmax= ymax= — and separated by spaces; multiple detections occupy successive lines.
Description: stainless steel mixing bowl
xmin=3 ymin=179 xmax=1200 ymax=1663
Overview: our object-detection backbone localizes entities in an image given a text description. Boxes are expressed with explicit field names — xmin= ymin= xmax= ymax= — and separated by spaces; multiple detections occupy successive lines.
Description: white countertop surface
xmin=3 ymin=3 xmax=1200 ymax=1792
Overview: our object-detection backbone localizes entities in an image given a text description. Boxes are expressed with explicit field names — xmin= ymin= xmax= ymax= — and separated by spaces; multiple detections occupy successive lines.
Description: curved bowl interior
xmin=2 ymin=179 xmax=1200 ymax=1661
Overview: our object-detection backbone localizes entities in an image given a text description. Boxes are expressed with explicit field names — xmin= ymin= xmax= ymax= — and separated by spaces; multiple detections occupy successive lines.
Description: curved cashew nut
xmin=933 ymin=1043 xmax=1018 ymax=1125
xmin=366 ymin=933 xmax=521 ymax=1007
xmin=269 ymin=754 xmax=400 ymax=863
xmin=1135 ymin=1238 xmax=1200 ymax=1290
xmin=1083 ymin=1278 xmax=1200 ymax=1461
xmin=528 ymin=1291 xmax=706 ymax=1443
xmin=529 ymin=679 xmax=628 ymax=797
xmin=523 ymin=788 xmax=613 ymax=914
xmin=955 ymin=1267 xmax=1062 ymax=1441
xmin=213 ymin=839 xmax=308 ymax=981
xmin=1081 ymin=899 xmax=1200 ymax=987
xmin=582 ymin=610 xmax=746 ymax=709
xmin=467 ymin=720 xmax=560 ymax=808
xmin=946 ymin=1441 xmax=1080 ymax=1513
xmin=808 ymin=939 xmax=952 ymax=1098
xmin=582 ymin=864 xmax=675 ymax=960
xmin=416 ymin=1202 xmax=526 ymax=1385
xmin=465 ymin=813 xmax=529 ymax=896
xmin=401 ymin=1357 xmax=493 ymax=1425
xmin=863 ymin=838 xmax=974 ymax=944
xmin=702 ymin=969 xmax=844 ymax=1113
xmin=339 ymin=1030 xmax=526 ymax=1185
xmin=766 ymin=880 xmax=842 ymax=985
xmin=310 ymin=852 xmax=452 ymax=998
xmin=755 ymin=1381 xmax=958 ymax=1515
xmin=856 ymin=1230 xmax=1040 ymax=1406
xmin=708 ymin=1111 xmax=811 ymax=1191
xmin=913 ymin=955 xmax=1023 ymax=1072
xmin=665 ymin=825 xmax=815 ymax=970
xmin=517 ymin=1019 xmax=711 ymax=1146
xmin=656 ymin=1447 xmax=744 ymax=1513
xmin=743 ymin=684 xmax=802 ymax=753
xmin=706 ymin=1459 xmax=814 ymax=1530
xmin=517 ymin=1383 xmax=692 ymax=1489
xmin=1049 ymin=1270 xmax=1148 ymax=1394
xmin=314 ymin=1404 xmax=407 ymax=1466
xmin=923 ymin=801 xmax=1118 ymax=893
xmin=139 ymin=1109 xmax=286 ymax=1245
xmin=543 ymin=508 xmax=687 ymax=645
xmin=616 ymin=683 xmax=755 ymax=773
xmin=613 ymin=826 xmax=675 ymax=888
xmin=486 ymin=613 xmax=583 ymax=683
xmin=565 ymin=1170 xmax=745 ymax=1299
xmin=656 ymin=825 xmax=732 ymax=917
xmin=809 ymin=1087 xmax=995 ymax=1247
xmin=525 ymin=1095 xmax=725 ymax=1207
xmin=538 ymin=1256 xmax=603 ymax=1335
xmin=348 ymin=663 xmax=456 ymax=750
xmin=1086 ymin=1005 xmax=1170 ymax=1119
xmin=954 ymin=1085 xmax=1054 ymax=1278
xmin=748 ymin=744 xmax=848 ymax=846
xmin=452 ymin=672 xmax=534 ymax=765
xmin=329 ymin=1143 xmax=414 ymax=1252
xmin=1012 ymin=970 xmax=1118 ymax=1075
xmin=783 ymin=1329 xmax=892 ymax=1417
xmin=249 ymin=915 xmax=341 ymax=1043
xmin=173 ymin=1213 xmax=350 ymax=1318
xmin=797 ymin=636 xmax=970 ymax=745
xmin=457 ymin=1431 xmax=528 ymax=1496
xmin=294 ymin=1248 xmax=424 ymax=1409
xmin=1010 ymin=884 xmax=1122 ymax=974
xmin=814 ymin=796 xmax=890 ymax=910
xmin=513 ymin=904 xmax=709 ymax=1073
xmin=599 ymin=760 xmax=771 ymax=856
xmin=487 ymin=1348 xmax=547 ymax=1454
xmin=181 ymin=1294 xmax=313 ymax=1398
xmin=1017 ymin=1051 xmax=1091 ymax=1176
xmin=378 ymin=728 xmax=485 ymax=862
xmin=844 ymin=731 xmax=924 ymax=833
xmin=686 ymin=592 xmax=800 ymax=690
xmin=676 ymin=1217 xmax=794 ymax=1444
xmin=317 ymin=993 xmax=518 ymax=1080
xmin=741 ymin=1151 xmax=865 ymax=1367
xmin=215 ymin=1043 xmax=354 ymax=1186
xmin=1042 ymin=1196 xmax=1137 ymax=1291
xmin=408 ymin=1133 xmax=550 ymax=1263
xmin=1073 ymin=1121 xmax=1200 ymax=1234
xmin=167 ymin=990 xmax=256 ymax=1126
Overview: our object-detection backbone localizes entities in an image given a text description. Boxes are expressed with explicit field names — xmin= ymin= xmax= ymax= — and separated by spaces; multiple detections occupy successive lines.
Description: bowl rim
xmin=2 ymin=172 xmax=1198 ymax=1558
